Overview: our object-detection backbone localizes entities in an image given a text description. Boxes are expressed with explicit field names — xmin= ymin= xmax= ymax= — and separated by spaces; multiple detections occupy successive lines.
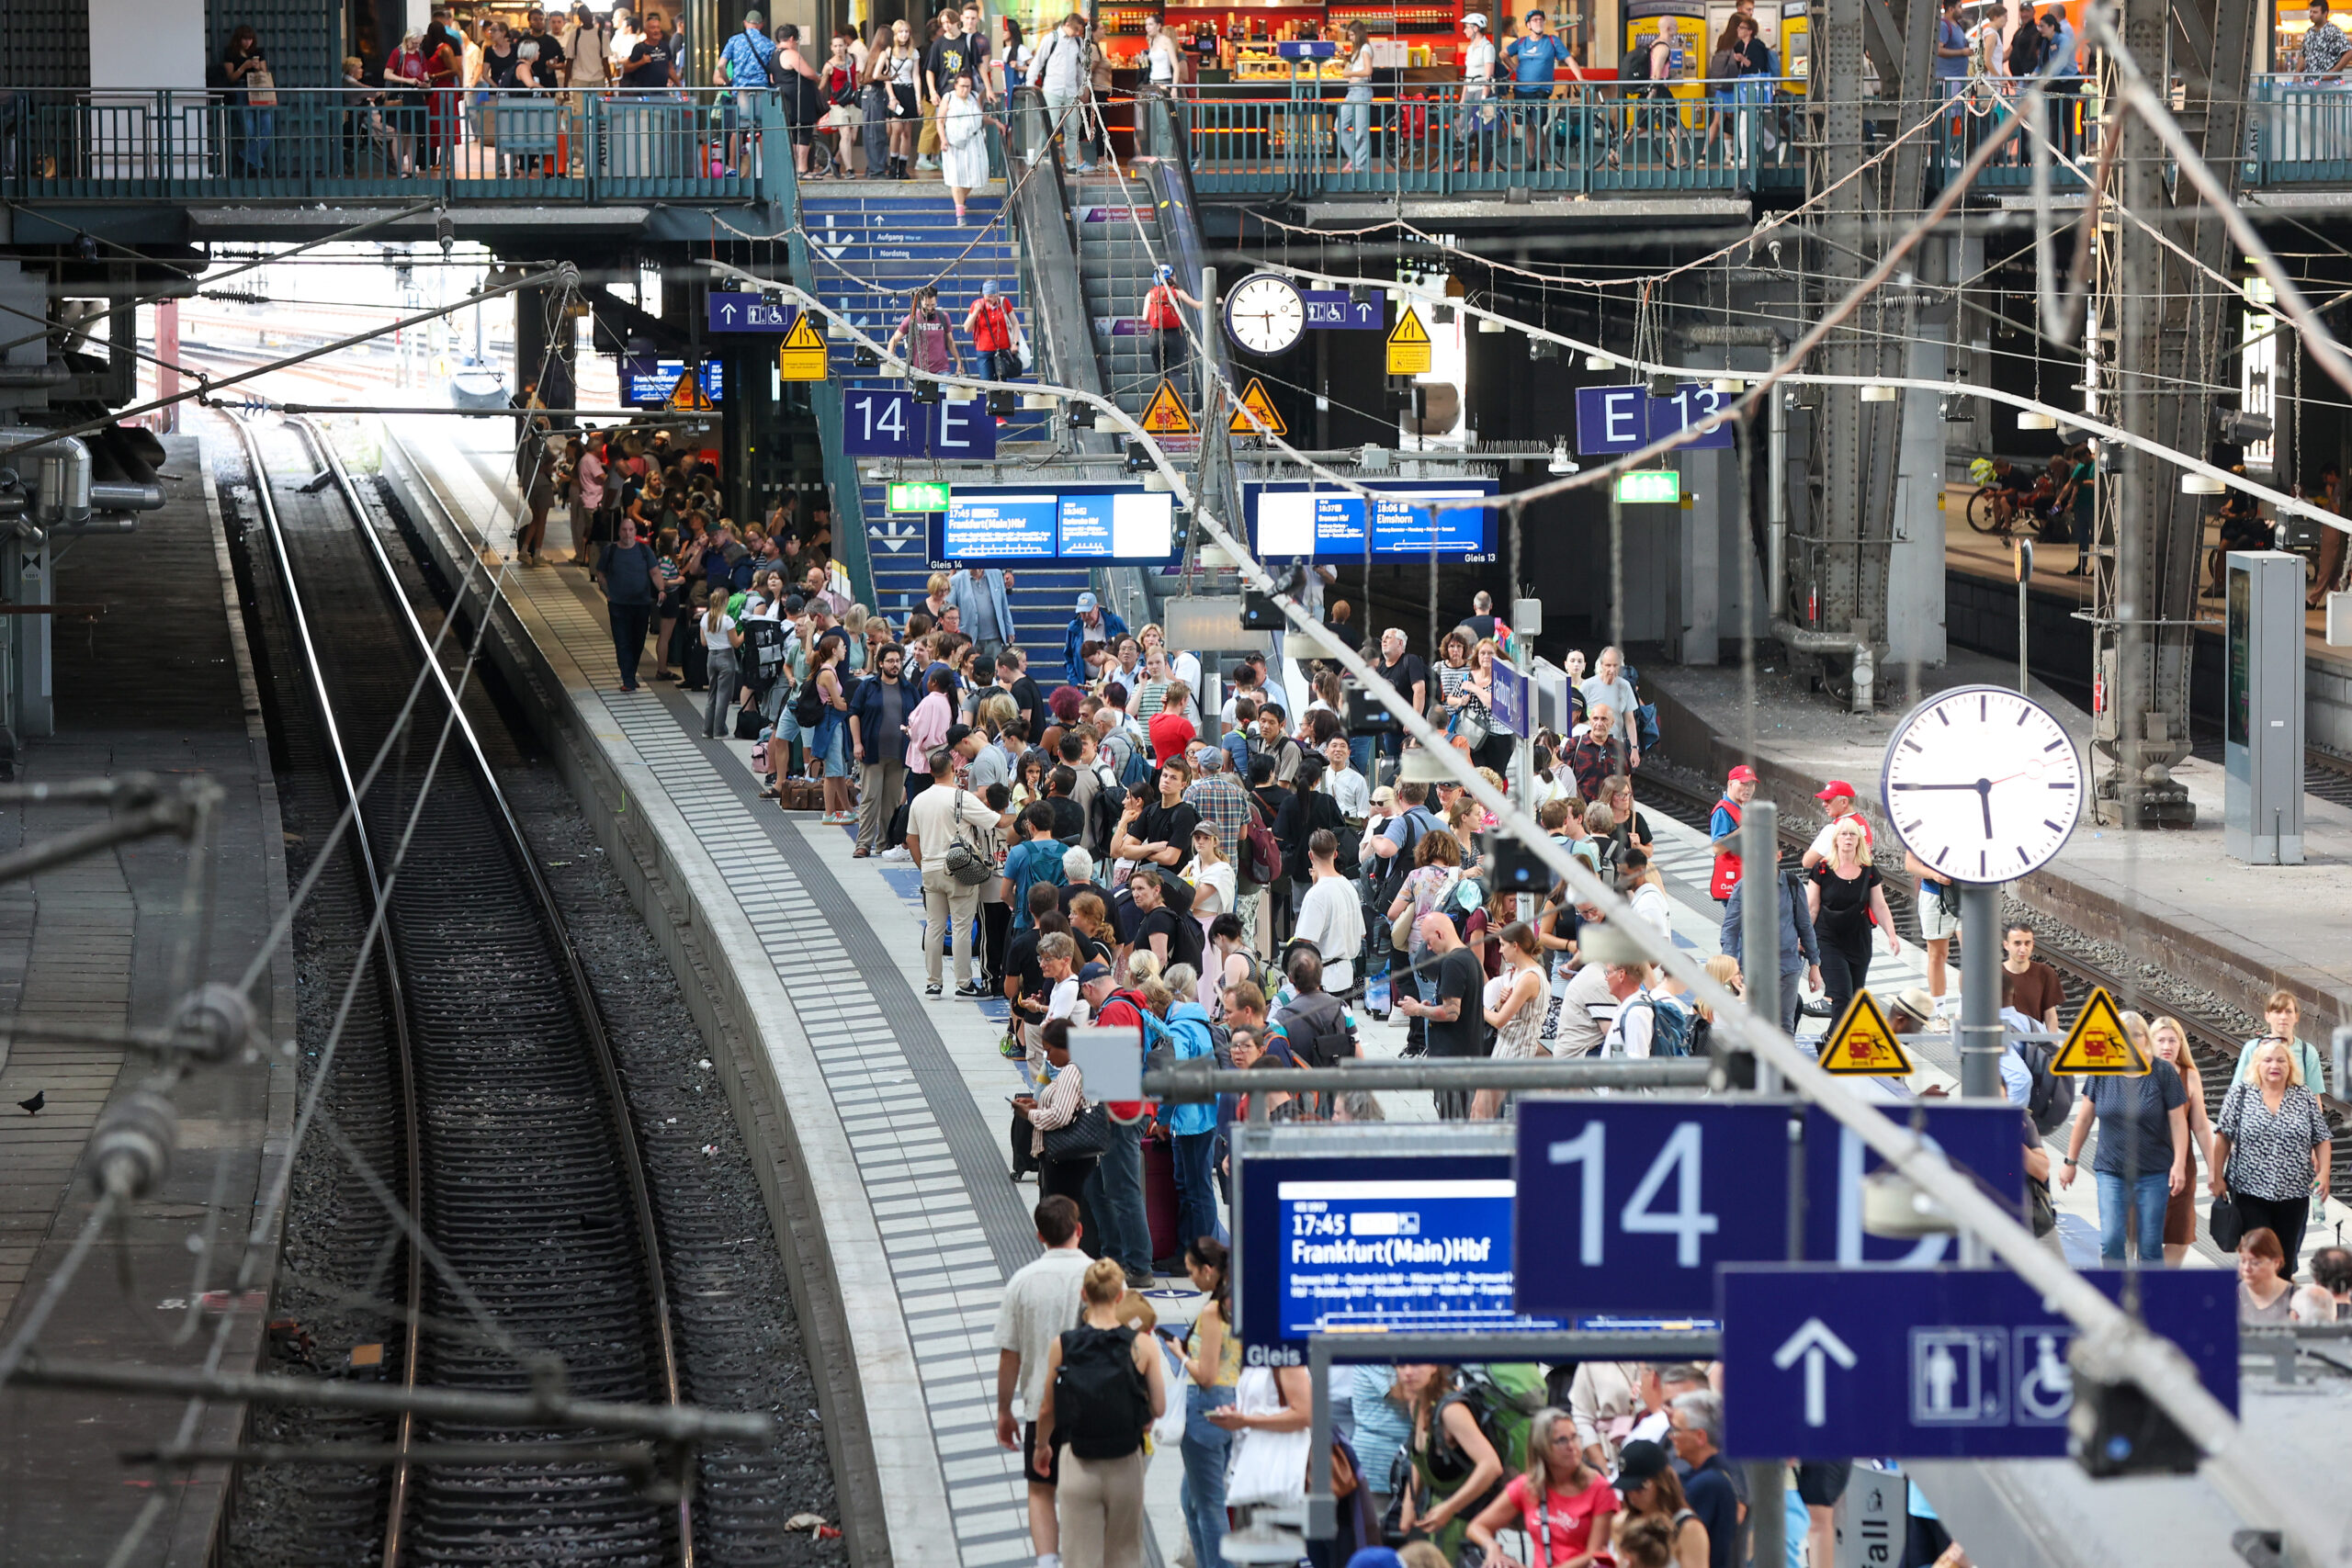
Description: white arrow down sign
xmin=1773 ymin=1318 xmax=1859 ymax=1428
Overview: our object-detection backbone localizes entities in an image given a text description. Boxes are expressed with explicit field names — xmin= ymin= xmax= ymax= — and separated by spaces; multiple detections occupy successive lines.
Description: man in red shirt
xmin=1800 ymin=779 xmax=1873 ymax=871
xmin=964 ymin=280 xmax=1025 ymax=386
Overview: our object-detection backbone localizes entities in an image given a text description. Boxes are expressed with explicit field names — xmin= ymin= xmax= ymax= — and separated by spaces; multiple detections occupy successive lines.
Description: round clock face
xmin=1224 ymin=274 xmax=1306 ymax=357
xmin=1880 ymin=684 xmax=2084 ymax=885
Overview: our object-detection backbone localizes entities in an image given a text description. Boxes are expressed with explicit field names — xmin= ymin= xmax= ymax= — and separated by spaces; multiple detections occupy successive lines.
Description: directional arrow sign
xmin=1721 ymin=1266 xmax=2236 ymax=1460
xmin=1771 ymin=1317 xmax=1857 ymax=1428
xmin=707 ymin=290 xmax=795 ymax=333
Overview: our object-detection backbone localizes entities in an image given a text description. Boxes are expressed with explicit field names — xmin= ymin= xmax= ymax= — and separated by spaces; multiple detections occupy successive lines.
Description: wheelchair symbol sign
xmin=2012 ymin=1327 xmax=2076 ymax=1426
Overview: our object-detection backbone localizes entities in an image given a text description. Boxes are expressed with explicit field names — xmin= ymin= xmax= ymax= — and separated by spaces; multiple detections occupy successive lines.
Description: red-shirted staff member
xmin=1707 ymin=763 xmax=1757 ymax=904
xmin=1798 ymin=778 xmax=1872 ymax=872
xmin=964 ymin=280 xmax=1025 ymax=423
xmin=1141 ymin=264 xmax=1204 ymax=389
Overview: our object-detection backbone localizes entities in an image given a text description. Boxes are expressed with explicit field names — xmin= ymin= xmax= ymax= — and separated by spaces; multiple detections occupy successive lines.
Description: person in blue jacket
xmin=1063 ymin=591 xmax=1129 ymax=687
xmin=1161 ymin=987 xmax=1226 ymax=1253
xmin=947 ymin=564 xmax=1017 ymax=665
xmin=845 ymin=642 xmax=926 ymax=858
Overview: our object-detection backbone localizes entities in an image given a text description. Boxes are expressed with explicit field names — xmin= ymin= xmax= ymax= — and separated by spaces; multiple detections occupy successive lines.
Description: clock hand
xmin=1888 ymin=783 xmax=1981 ymax=791
xmin=1980 ymin=784 xmax=1995 ymax=840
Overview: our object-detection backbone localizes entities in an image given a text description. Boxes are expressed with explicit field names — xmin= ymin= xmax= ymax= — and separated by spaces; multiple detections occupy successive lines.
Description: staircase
xmin=796 ymin=181 xmax=1069 ymax=659
xmin=1069 ymin=177 xmax=1183 ymax=424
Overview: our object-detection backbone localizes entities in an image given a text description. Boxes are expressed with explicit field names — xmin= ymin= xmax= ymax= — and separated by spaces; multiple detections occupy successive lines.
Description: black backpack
xmin=741 ymin=617 xmax=789 ymax=695
xmin=2011 ymin=1036 xmax=2077 ymax=1135
xmin=1085 ymin=778 xmax=1127 ymax=862
xmin=792 ymin=672 xmax=826 ymax=729
xmin=1275 ymin=990 xmax=1357 ymax=1068
xmin=1055 ymin=1325 xmax=1152 ymax=1461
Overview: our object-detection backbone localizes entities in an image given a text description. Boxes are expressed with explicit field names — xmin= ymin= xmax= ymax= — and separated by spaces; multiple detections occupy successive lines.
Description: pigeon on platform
xmin=17 ymin=1090 xmax=43 ymax=1115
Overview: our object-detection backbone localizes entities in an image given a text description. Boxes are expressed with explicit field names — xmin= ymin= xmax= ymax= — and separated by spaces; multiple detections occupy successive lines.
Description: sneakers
xmin=879 ymin=846 xmax=911 ymax=862
xmin=924 ymin=981 xmax=944 ymax=998
xmin=1123 ymin=1267 xmax=1155 ymax=1291
xmin=957 ymin=980 xmax=992 ymax=999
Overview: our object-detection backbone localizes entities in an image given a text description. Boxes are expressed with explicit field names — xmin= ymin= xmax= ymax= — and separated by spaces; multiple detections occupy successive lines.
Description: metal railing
xmin=1178 ymin=79 xmax=1792 ymax=197
xmin=0 ymin=86 xmax=771 ymax=203
xmin=2250 ymin=73 xmax=2352 ymax=183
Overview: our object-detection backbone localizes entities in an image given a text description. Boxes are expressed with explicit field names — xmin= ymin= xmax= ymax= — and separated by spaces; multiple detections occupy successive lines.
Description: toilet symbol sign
xmin=1721 ymin=1266 xmax=2237 ymax=1460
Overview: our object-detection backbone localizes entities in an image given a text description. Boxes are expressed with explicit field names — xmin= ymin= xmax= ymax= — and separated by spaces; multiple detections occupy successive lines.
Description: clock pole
xmin=1957 ymin=882 xmax=2003 ymax=1100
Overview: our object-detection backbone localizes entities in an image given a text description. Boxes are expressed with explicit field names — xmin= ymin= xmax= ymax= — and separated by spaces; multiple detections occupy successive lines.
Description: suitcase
xmin=1143 ymin=1132 xmax=1181 ymax=1270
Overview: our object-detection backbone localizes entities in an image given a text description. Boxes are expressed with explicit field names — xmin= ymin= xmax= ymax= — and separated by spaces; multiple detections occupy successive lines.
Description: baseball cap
xmin=1077 ymin=591 xmax=1099 ymax=612
xmin=1815 ymin=780 xmax=1857 ymax=801
xmin=1077 ymin=962 xmax=1113 ymax=984
xmin=744 ymin=8 xmax=765 ymax=22
xmin=1727 ymin=764 xmax=1758 ymax=784
xmin=1614 ymin=1438 xmax=1673 ymax=1495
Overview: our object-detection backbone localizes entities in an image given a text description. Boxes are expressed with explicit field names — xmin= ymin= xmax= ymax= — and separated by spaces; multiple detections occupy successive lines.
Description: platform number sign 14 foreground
xmin=1513 ymin=1100 xmax=1794 ymax=1316
xmin=1881 ymin=683 xmax=2085 ymax=885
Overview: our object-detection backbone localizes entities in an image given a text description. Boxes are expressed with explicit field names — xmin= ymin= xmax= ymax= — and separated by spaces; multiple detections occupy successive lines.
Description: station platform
xmin=0 ymin=432 xmax=295 ymax=1565
xmin=370 ymin=413 xmax=2307 ymax=1565
xmin=1942 ymin=489 xmax=2352 ymax=755
xmin=1646 ymin=643 xmax=2352 ymax=1066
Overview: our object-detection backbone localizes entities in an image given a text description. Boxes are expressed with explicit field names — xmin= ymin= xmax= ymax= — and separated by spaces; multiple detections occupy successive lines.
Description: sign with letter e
xmin=1720 ymin=1266 xmax=2235 ymax=1460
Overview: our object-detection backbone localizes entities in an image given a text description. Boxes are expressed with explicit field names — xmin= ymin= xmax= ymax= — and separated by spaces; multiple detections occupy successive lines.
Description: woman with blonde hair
xmin=1464 ymin=1404 xmax=1617 ymax=1568
xmin=1033 ymin=1256 xmax=1168 ymax=1565
xmin=1804 ymin=816 xmax=1898 ymax=1019
xmin=2212 ymin=1036 xmax=2333 ymax=1277
xmin=2149 ymin=1015 xmax=2217 ymax=1264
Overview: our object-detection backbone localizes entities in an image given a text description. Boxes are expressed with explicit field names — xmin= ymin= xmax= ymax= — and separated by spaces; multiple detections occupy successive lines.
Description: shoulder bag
xmin=1043 ymin=1098 xmax=1113 ymax=1160
xmin=2207 ymin=1189 xmax=2245 ymax=1252
xmin=942 ymin=788 xmax=997 ymax=886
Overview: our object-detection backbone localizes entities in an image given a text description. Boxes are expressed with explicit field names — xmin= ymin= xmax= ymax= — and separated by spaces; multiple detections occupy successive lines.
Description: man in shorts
xmin=993 ymin=1195 xmax=1091 ymax=1562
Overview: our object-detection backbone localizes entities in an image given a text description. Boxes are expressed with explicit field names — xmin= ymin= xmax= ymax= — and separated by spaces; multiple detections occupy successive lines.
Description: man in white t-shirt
xmin=1553 ymin=955 xmax=1620 ymax=1058
xmin=1291 ymin=829 xmax=1365 ymax=994
xmin=993 ymin=1196 xmax=1092 ymax=1564
xmin=1800 ymin=778 xmax=1874 ymax=869
xmin=907 ymin=745 xmax=1008 ymax=995
xmin=1577 ymin=644 xmax=1642 ymax=770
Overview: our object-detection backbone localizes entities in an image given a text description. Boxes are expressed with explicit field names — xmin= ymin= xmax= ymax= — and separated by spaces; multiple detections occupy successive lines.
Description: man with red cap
xmin=1801 ymin=778 xmax=1872 ymax=871
xmin=1708 ymin=764 xmax=1757 ymax=903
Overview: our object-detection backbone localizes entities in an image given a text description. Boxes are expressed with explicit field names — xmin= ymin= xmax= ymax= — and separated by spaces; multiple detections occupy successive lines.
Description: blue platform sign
xmin=1803 ymin=1105 xmax=2026 ymax=1267
xmin=1491 ymin=663 xmax=1528 ymax=739
xmin=707 ymin=290 xmax=795 ymax=333
xmin=1303 ymin=289 xmax=1383 ymax=331
xmin=1513 ymin=1099 xmax=1795 ymax=1317
xmin=839 ymin=387 xmax=997 ymax=459
xmin=1721 ymin=1266 xmax=2237 ymax=1460
xmin=1574 ymin=383 xmax=1736 ymax=456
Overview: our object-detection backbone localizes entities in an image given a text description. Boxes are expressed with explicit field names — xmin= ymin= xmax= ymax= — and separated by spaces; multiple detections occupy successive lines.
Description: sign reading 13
xmin=1512 ymin=1100 xmax=1793 ymax=1316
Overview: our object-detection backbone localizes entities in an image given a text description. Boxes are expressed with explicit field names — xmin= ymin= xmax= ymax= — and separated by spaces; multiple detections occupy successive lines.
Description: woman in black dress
xmin=1804 ymin=816 xmax=1900 ymax=1020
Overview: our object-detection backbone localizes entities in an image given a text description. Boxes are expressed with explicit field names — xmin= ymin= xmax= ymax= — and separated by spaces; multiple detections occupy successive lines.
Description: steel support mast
xmin=2090 ymin=0 xmax=2257 ymax=825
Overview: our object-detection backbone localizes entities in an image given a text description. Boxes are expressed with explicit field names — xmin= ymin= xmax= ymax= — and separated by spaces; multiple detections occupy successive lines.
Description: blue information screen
xmin=1238 ymin=1152 xmax=1561 ymax=1360
xmin=941 ymin=492 xmax=1057 ymax=558
xmin=928 ymin=488 xmax=1178 ymax=566
xmin=622 ymin=358 xmax=725 ymax=406
xmin=1247 ymin=482 xmax=1498 ymax=562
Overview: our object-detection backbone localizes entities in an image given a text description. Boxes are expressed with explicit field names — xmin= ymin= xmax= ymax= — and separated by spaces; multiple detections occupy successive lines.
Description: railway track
xmin=1634 ymin=768 xmax=2352 ymax=1200
xmin=225 ymin=410 xmax=692 ymax=1564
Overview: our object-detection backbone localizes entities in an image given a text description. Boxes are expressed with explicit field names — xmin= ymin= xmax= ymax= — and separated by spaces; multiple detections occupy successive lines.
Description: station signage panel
xmin=622 ymin=357 xmax=724 ymax=406
xmin=840 ymin=387 xmax=996 ymax=460
xmin=928 ymin=486 xmax=1178 ymax=567
xmin=1246 ymin=480 xmax=1499 ymax=563
xmin=1575 ymin=381 xmax=1736 ymax=455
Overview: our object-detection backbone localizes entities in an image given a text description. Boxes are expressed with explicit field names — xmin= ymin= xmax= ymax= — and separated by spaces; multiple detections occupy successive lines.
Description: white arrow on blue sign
xmin=1302 ymin=290 xmax=1383 ymax=331
xmin=1720 ymin=1265 xmax=2237 ymax=1460
xmin=707 ymin=291 xmax=796 ymax=333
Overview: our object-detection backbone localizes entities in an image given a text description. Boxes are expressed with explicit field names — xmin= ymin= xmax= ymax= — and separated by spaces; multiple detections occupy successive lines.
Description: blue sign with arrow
xmin=1303 ymin=289 xmax=1383 ymax=331
xmin=707 ymin=290 xmax=796 ymax=333
xmin=1720 ymin=1266 xmax=2237 ymax=1460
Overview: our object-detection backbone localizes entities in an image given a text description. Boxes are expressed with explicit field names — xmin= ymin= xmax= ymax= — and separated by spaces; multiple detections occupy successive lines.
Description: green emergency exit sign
xmin=1613 ymin=469 xmax=1680 ymax=505
xmin=888 ymin=480 xmax=952 ymax=513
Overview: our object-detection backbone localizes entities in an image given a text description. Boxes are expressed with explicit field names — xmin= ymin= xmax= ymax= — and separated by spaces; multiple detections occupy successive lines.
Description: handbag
xmin=1453 ymin=696 xmax=1495 ymax=749
xmin=2208 ymin=1190 xmax=2245 ymax=1252
xmin=1152 ymin=1341 xmax=1189 ymax=1447
xmin=733 ymin=705 xmax=763 ymax=740
xmin=1380 ymin=1447 xmax=1414 ymax=1546
xmin=1043 ymin=1099 xmax=1114 ymax=1161
xmin=943 ymin=790 xmax=996 ymax=886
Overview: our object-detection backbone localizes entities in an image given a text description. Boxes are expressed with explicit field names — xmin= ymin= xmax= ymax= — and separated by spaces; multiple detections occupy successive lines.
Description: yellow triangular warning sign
xmin=1816 ymin=990 xmax=1917 ymax=1077
xmin=1228 ymin=377 xmax=1286 ymax=438
xmin=1139 ymin=378 xmax=1196 ymax=435
xmin=777 ymin=311 xmax=829 ymax=381
xmin=2051 ymin=987 xmax=2151 ymax=1076
xmin=666 ymin=367 xmax=713 ymax=410
xmin=1386 ymin=307 xmax=1432 ymax=376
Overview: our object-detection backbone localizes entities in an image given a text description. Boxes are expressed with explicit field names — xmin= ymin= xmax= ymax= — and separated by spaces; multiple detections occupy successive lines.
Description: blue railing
xmin=1179 ymin=80 xmax=1790 ymax=197
xmin=0 ymin=86 xmax=771 ymax=203
xmin=1926 ymin=82 xmax=2100 ymax=190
